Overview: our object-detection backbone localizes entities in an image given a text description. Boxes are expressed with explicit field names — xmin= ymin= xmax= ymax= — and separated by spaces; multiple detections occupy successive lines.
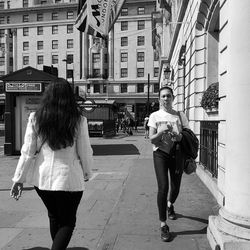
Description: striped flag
xmin=75 ymin=0 xmax=125 ymax=37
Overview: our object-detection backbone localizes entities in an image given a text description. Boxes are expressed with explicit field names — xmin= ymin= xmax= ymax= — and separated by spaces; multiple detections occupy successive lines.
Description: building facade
xmin=155 ymin=0 xmax=250 ymax=249
xmin=0 ymin=0 xmax=159 ymax=124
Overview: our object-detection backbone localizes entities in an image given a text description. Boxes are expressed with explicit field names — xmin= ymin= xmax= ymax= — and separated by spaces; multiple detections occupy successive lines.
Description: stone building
xmin=0 ymin=0 xmax=159 ymax=123
xmin=155 ymin=0 xmax=250 ymax=249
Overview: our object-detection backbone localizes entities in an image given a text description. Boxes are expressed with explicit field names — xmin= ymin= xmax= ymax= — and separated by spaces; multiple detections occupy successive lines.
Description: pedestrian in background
xmin=148 ymin=86 xmax=189 ymax=242
xmin=10 ymin=78 xmax=93 ymax=250
xmin=144 ymin=116 xmax=149 ymax=138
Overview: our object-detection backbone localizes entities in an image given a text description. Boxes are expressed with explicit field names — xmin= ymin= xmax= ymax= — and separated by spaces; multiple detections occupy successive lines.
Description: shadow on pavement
xmin=92 ymin=144 xmax=140 ymax=155
xmin=176 ymin=213 xmax=208 ymax=224
xmin=24 ymin=248 xmax=89 ymax=250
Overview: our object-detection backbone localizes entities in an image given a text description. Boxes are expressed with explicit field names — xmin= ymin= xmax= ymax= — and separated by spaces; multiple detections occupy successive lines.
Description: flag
xmin=75 ymin=0 xmax=126 ymax=37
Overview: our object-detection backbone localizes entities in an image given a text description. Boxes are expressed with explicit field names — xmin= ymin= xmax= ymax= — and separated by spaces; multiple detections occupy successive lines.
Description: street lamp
xmin=62 ymin=57 xmax=74 ymax=93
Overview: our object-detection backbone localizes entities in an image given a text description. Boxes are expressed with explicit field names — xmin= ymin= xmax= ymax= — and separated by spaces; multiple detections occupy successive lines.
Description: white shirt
xmin=148 ymin=109 xmax=189 ymax=154
xmin=12 ymin=112 xmax=93 ymax=191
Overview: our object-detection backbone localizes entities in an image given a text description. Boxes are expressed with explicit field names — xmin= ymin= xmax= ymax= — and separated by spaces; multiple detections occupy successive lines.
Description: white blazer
xmin=12 ymin=112 xmax=93 ymax=191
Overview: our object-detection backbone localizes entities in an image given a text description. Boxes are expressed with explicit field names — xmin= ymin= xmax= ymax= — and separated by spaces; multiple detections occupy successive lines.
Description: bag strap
xmin=177 ymin=111 xmax=183 ymax=129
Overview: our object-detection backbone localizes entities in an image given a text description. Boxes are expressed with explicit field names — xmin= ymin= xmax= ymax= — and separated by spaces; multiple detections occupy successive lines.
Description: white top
xmin=12 ymin=112 xmax=93 ymax=191
xmin=148 ymin=109 xmax=189 ymax=154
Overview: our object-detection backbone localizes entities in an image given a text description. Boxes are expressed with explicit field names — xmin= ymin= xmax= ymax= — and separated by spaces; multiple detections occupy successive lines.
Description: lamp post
xmin=147 ymin=73 xmax=150 ymax=116
xmin=62 ymin=58 xmax=74 ymax=93
xmin=163 ymin=66 xmax=171 ymax=85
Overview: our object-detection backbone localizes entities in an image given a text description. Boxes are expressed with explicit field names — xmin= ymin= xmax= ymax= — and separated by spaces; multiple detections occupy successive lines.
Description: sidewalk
xmin=0 ymin=131 xmax=218 ymax=250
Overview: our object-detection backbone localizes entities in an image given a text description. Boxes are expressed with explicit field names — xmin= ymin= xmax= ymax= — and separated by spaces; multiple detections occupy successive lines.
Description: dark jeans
xmin=153 ymin=149 xmax=183 ymax=222
xmin=35 ymin=187 xmax=83 ymax=250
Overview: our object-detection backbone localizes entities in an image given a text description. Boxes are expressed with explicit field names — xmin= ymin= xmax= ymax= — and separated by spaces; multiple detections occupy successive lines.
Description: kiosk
xmin=1 ymin=66 xmax=57 ymax=155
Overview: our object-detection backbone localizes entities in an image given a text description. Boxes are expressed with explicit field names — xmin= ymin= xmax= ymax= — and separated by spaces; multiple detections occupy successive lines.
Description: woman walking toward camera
xmin=148 ymin=86 xmax=189 ymax=242
xmin=10 ymin=78 xmax=93 ymax=250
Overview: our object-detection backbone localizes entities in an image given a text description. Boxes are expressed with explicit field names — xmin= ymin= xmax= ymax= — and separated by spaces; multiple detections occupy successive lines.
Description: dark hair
xmin=35 ymin=78 xmax=82 ymax=150
xmin=158 ymin=86 xmax=174 ymax=98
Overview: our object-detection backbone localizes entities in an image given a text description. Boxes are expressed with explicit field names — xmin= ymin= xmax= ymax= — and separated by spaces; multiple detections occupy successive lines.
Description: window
xmin=0 ymin=17 xmax=4 ymax=24
xmin=0 ymin=1 xmax=4 ymax=9
xmin=154 ymin=50 xmax=159 ymax=61
xmin=121 ymin=52 xmax=128 ymax=62
xmin=138 ymin=20 xmax=145 ymax=30
xmin=154 ymin=83 xmax=159 ymax=93
xmin=0 ymin=43 xmax=4 ymax=50
xmin=67 ymin=24 xmax=73 ymax=33
xmin=37 ymin=26 xmax=43 ymax=35
xmin=121 ymin=37 xmax=128 ymax=46
xmin=9 ymin=57 xmax=13 ymax=66
xmin=67 ymin=69 xmax=73 ymax=78
xmin=37 ymin=55 xmax=43 ymax=65
xmin=23 ymin=14 xmax=29 ymax=22
xmin=92 ymin=53 xmax=100 ymax=63
xmin=93 ymin=69 xmax=100 ymax=77
xmin=137 ymin=68 xmax=144 ymax=77
xmin=121 ymin=8 xmax=128 ymax=16
xmin=9 ymin=43 xmax=12 ymax=52
xmin=52 ymin=55 xmax=58 ymax=64
xmin=137 ymin=83 xmax=144 ymax=93
xmin=120 ymin=68 xmax=127 ymax=78
xmin=67 ymin=11 xmax=74 ymax=19
xmin=55 ymin=0 xmax=61 ymax=3
xmin=37 ymin=13 xmax=43 ymax=21
xmin=0 ymin=29 xmax=4 ymax=38
xmin=23 ymin=0 xmax=28 ymax=7
xmin=138 ymin=7 xmax=145 ymax=15
xmin=23 ymin=27 xmax=29 ymax=36
xmin=23 ymin=42 xmax=29 ymax=51
xmin=121 ymin=21 xmax=128 ymax=31
xmin=52 ymin=25 xmax=58 ymax=34
xmin=121 ymin=83 xmax=127 ymax=93
xmin=87 ymin=84 xmax=90 ymax=93
xmin=37 ymin=41 xmax=43 ymax=50
xmin=154 ymin=67 xmax=159 ymax=77
xmin=137 ymin=52 xmax=144 ymax=62
xmin=94 ymin=84 xmax=100 ymax=93
xmin=23 ymin=56 xmax=29 ymax=65
xmin=0 ymin=57 xmax=4 ymax=66
xmin=103 ymin=84 xmax=107 ymax=93
xmin=104 ymin=53 xmax=108 ymax=63
xmin=52 ymin=12 xmax=58 ymax=20
xmin=52 ymin=40 xmax=58 ymax=49
xmin=7 ymin=16 xmax=10 ymax=24
xmin=67 ymin=54 xmax=73 ymax=63
xmin=41 ymin=0 xmax=47 ymax=4
xmin=137 ymin=36 xmax=145 ymax=46
xmin=67 ymin=39 xmax=73 ymax=49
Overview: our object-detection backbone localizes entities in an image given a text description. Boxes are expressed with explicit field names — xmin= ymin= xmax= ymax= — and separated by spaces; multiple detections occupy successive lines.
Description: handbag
xmin=184 ymin=158 xmax=197 ymax=174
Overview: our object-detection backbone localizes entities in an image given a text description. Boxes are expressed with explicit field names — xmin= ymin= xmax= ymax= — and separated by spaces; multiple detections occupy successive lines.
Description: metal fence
xmin=199 ymin=121 xmax=219 ymax=178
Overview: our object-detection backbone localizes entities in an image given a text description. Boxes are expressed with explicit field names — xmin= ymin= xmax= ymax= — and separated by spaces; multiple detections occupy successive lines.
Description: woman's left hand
xmin=10 ymin=182 xmax=23 ymax=201
xmin=170 ymin=132 xmax=183 ymax=142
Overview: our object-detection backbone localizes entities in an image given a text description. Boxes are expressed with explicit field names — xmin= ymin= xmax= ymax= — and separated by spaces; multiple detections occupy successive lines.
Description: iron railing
xmin=199 ymin=121 xmax=219 ymax=178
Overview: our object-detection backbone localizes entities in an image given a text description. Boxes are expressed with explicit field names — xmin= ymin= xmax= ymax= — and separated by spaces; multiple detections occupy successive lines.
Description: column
xmin=82 ymin=32 xmax=89 ymax=80
xmin=207 ymin=1 xmax=250 ymax=249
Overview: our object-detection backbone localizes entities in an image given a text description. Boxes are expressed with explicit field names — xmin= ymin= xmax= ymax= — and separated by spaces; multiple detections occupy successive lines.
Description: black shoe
xmin=160 ymin=225 xmax=171 ymax=242
xmin=168 ymin=205 xmax=177 ymax=220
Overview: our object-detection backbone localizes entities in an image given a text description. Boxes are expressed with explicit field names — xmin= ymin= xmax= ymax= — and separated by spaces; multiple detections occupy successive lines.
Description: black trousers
xmin=153 ymin=149 xmax=183 ymax=222
xmin=35 ymin=187 xmax=83 ymax=250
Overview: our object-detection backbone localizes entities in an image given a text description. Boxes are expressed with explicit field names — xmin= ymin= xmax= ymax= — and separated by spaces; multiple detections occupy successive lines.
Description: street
xmin=0 ymin=130 xmax=218 ymax=249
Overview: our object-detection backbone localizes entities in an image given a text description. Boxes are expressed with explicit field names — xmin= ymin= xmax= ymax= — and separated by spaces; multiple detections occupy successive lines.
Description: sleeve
xmin=180 ymin=112 xmax=190 ymax=129
xmin=12 ymin=112 xmax=38 ymax=183
xmin=147 ymin=113 xmax=156 ymax=129
xmin=76 ymin=116 xmax=93 ymax=177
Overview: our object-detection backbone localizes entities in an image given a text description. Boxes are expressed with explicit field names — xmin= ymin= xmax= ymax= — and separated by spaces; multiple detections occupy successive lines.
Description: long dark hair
xmin=35 ymin=78 xmax=82 ymax=150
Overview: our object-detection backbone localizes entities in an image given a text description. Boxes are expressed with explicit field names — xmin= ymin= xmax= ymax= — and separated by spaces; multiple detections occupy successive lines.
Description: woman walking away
xmin=148 ymin=86 xmax=189 ymax=242
xmin=10 ymin=78 xmax=93 ymax=250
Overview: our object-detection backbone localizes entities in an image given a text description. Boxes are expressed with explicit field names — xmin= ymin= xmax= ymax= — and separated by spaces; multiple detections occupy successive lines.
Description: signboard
xmin=79 ymin=99 xmax=97 ymax=112
xmin=5 ymin=82 xmax=42 ymax=92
